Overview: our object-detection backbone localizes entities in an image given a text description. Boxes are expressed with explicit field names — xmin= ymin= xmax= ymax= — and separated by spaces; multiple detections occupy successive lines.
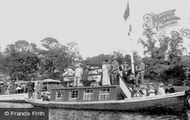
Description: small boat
xmin=0 ymin=93 xmax=28 ymax=103
xmin=25 ymin=77 xmax=189 ymax=112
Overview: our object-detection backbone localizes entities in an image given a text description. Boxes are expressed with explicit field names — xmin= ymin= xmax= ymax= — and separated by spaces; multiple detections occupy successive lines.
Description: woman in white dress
xmin=102 ymin=60 xmax=111 ymax=86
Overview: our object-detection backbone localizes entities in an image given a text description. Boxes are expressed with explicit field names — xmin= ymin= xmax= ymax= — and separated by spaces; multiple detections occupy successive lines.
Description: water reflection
xmin=49 ymin=108 xmax=183 ymax=120
xmin=0 ymin=102 xmax=188 ymax=120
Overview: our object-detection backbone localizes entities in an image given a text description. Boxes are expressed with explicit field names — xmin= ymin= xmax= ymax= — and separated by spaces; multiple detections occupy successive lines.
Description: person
xmin=102 ymin=59 xmax=111 ymax=86
xmin=5 ymin=84 xmax=10 ymax=95
xmin=74 ymin=63 xmax=83 ymax=87
xmin=16 ymin=85 xmax=22 ymax=93
xmin=21 ymin=83 xmax=26 ymax=93
xmin=165 ymin=84 xmax=175 ymax=94
xmin=122 ymin=62 xmax=129 ymax=82
xmin=157 ymin=83 xmax=166 ymax=95
xmin=133 ymin=85 xmax=143 ymax=97
xmin=111 ymin=56 xmax=119 ymax=85
xmin=148 ymin=89 xmax=156 ymax=97
xmin=135 ymin=59 xmax=145 ymax=85
xmin=35 ymin=81 xmax=42 ymax=99
xmin=147 ymin=83 xmax=156 ymax=96
xmin=140 ymin=84 xmax=147 ymax=97
xmin=27 ymin=79 xmax=34 ymax=99
xmin=63 ymin=66 xmax=74 ymax=87
xmin=184 ymin=85 xmax=190 ymax=112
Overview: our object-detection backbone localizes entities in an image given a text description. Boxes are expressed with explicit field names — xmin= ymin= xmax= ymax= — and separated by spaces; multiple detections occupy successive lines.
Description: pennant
xmin=123 ymin=2 xmax=130 ymax=21
xmin=128 ymin=24 xmax=132 ymax=36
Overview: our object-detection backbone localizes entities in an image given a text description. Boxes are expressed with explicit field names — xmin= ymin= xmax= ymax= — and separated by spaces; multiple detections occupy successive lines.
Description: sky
xmin=0 ymin=0 xmax=189 ymax=59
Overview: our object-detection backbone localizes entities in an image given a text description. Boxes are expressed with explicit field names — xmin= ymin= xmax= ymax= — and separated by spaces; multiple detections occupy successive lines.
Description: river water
xmin=0 ymin=102 xmax=189 ymax=120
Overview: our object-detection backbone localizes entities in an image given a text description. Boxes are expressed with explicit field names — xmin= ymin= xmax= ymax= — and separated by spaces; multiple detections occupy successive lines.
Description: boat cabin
xmin=50 ymin=85 xmax=124 ymax=102
xmin=41 ymin=79 xmax=62 ymax=91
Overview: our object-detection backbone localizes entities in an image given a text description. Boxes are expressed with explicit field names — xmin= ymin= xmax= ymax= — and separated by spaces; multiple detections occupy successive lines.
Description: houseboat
xmin=25 ymin=76 xmax=189 ymax=112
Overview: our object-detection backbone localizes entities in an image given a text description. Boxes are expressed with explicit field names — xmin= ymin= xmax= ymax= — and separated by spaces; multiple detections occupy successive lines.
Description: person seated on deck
xmin=90 ymin=80 xmax=100 ymax=87
xmin=41 ymin=91 xmax=50 ymax=101
xmin=148 ymin=89 xmax=156 ymax=97
xmin=133 ymin=84 xmax=143 ymax=97
xmin=157 ymin=83 xmax=166 ymax=95
xmin=140 ymin=84 xmax=147 ymax=97
xmin=165 ymin=84 xmax=175 ymax=94
xmin=16 ymin=85 xmax=22 ymax=93
xmin=147 ymin=83 xmax=156 ymax=97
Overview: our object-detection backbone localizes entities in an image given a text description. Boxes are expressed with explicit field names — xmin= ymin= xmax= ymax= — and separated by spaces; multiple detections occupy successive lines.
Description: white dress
xmin=102 ymin=64 xmax=111 ymax=86
xmin=157 ymin=87 xmax=166 ymax=95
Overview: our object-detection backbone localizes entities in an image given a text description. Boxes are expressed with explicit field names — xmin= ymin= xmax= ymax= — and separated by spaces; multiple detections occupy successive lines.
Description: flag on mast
xmin=123 ymin=1 xmax=130 ymax=21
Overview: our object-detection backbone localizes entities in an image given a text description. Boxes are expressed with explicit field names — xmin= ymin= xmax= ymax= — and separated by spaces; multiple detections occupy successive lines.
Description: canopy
xmin=14 ymin=81 xmax=28 ymax=85
xmin=42 ymin=79 xmax=60 ymax=83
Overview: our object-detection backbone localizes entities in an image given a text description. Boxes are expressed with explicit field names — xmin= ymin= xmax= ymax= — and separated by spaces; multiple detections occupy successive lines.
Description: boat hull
xmin=25 ymin=92 xmax=187 ymax=112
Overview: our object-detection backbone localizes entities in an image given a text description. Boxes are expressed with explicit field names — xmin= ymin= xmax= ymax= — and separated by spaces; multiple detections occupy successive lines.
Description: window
xmin=55 ymin=90 xmax=64 ymax=101
xmin=99 ymin=88 xmax=110 ymax=100
xmin=83 ymin=89 xmax=93 ymax=101
xmin=69 ymin=90 xmax=78 ymax=101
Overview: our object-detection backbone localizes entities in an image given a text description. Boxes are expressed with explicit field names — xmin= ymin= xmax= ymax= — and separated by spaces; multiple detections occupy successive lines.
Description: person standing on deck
xmin=74 ymin=63 xmax=83 ymax=87
xmin=135 ymin=59 xmax=145 ymax=85
xmin=27 ymin=78 xmax=34 ymax=99
xmin=35 ymin=81 xmax=42 ymax=99
xmin=102 ymin=59 xmax=111 ymax=86
xmin=111 ymin=56 xmax=119 ymax=85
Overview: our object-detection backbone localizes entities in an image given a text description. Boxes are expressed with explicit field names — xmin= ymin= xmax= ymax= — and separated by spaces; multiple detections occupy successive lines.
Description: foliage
xmin=139 ymin=29 xmax=187 ymax=85
xmin=0 ymin=38 xmax=82 ymax=81
xmin=160 ymin=65 xmax=186 ymax=86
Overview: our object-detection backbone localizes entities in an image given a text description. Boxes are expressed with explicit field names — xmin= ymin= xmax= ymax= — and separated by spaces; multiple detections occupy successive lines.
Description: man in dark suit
xmin=27 ymin=79 xmax=34 ymax=99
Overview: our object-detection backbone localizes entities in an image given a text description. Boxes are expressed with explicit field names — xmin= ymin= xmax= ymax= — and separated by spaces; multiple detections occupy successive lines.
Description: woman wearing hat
xmin=148 ymin=83 xmax=156 ymax=96
xmin=157 ymin=83 xmax=166 ymax=95
xmin=140 ymin=84 xmax=147 ymax=97
xmin=102 ymin=60 xmax=111 ymax=86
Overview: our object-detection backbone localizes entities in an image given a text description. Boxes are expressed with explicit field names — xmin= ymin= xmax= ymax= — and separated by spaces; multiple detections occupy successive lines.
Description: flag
xmin=128 ymin=24 xmax=132 ymax=36
xmin=123 ymin=1 xmax=130 ymax=21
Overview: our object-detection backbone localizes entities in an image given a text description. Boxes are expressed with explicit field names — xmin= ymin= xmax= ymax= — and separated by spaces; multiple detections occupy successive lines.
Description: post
xmin=130 ymin=38 xmax=135 ymax=75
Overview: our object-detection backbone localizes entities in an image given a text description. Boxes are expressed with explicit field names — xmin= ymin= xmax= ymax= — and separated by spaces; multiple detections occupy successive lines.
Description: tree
xmin=2 ymin=40 xmax=40 ymax=81
xmin=39 ymin=38 xmax=82 ymax=80
xmin=138 ymin=29 xmax=186 ymax=83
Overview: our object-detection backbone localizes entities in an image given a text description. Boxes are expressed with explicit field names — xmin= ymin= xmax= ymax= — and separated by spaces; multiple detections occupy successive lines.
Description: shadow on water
xmin=49 ymin=108 xmax=190 ymax=120
xmin=0 ymin=102 xmax=189 ymax=120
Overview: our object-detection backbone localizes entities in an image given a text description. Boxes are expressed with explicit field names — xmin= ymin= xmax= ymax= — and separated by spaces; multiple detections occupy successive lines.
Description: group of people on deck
xmin=132 ymin=82 xmax=175 ymax=97
xmin=62 ymin=56 xmax=176 ymax=98
xmin=62 ymin=56 xmax=121 ymax=87
xmin=62 ymin=55 xmax=148 ymax=87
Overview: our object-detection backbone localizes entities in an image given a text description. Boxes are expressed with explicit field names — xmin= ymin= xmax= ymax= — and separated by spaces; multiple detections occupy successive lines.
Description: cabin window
xmin=69 ymin=90 xmax=78 ymax=101
xmin=55 ymin=90 xmax=64 ymax=101
xmin=99 ymin=88 xmax=110 ymax=100
xmin=83 ymin=89 xmax=93 ymax=101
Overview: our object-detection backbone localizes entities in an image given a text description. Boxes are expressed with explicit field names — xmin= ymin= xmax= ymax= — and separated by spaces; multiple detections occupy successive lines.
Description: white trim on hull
xmin=25 ymin=91 xmax=186 ymax=112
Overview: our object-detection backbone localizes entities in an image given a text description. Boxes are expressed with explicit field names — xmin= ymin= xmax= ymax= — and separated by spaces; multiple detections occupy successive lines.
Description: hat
xmin=159 ymin=83 xmax=164 ymax=87
xmin=140 ymin=85 xmax=147 ymax=89
xmin=112 ymin=56 xmax=118 ymax=59
xmin=149 ymin=83 xmax=153 ymax=85
xmin=168 ymin=84 xmax=173 ymax=86
xmin=148 ymin=89 xmax=155 ymax=93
